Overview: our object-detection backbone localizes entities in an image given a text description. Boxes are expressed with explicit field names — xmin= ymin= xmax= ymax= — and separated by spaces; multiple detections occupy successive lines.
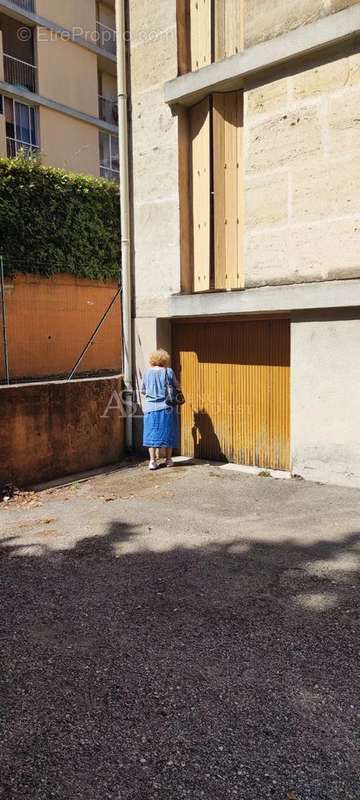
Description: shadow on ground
xmin=0 ymin=519 xmax=359 ymax=800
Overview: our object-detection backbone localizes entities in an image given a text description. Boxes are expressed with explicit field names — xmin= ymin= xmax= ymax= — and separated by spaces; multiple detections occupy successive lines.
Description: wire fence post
xmin=0 ymin=255 xmax=10 ymax=385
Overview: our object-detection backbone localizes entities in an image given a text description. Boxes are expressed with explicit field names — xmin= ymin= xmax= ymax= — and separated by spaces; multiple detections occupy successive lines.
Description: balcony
xmin=6 ymin=137 xmax=40 ymax=158
xmin=96 ymin=21 xmax=116 ymax=56
xmin=11 ymin=0 xmax=34 ymax=10
xmin=4 ymin=53 xmax=37 ymax=93
xmin=98 ymin=95 xmax=118 ymax=126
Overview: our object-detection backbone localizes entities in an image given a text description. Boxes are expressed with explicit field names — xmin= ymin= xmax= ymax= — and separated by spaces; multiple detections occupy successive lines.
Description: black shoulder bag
xmin=164 ymin=369 xmax=185 ymax=407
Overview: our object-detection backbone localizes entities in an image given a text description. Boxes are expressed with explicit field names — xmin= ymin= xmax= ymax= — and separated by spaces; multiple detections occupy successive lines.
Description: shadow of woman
xmin=192 ymin=409 xmax=228 ymax=462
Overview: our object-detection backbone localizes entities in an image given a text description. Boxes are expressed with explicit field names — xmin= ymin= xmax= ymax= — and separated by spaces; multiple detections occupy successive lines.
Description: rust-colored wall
xmin=1 ymin=273 xmax=122 ymax=381
xmin=0 ymin=377 xmax=124 ymax=487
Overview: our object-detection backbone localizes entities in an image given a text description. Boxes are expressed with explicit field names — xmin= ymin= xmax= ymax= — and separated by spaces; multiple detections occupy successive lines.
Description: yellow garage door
xmin=173 ymin=318 xmax=290 ymax=471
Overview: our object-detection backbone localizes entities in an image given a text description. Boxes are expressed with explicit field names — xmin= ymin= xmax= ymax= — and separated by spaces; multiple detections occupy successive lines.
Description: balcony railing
xmin=4 ymin=53 xmax=37 ymax=93
xmin=12 ymin=0 xmax=34 ymax=10
xmin=96 ymin=21 xmax=116 ymax=55
xmin=100 ymin=165 xmax=119 ymax=183
xmin=6 ymin=137 xmax=40 ymax=159
xmin=98 ymin=95 xmax=118 ymax=126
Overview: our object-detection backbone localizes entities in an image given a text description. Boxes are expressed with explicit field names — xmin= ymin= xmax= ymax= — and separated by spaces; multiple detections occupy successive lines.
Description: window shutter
xmin=190 ymin=0 xmax=212 ymax=71
xmin=214 ymin=0 xmax=244 ymax=61
xmin=191 ymin=97 xmax=211 ymax=292
xmin=213 ymin=91 xmax=244 ymax=290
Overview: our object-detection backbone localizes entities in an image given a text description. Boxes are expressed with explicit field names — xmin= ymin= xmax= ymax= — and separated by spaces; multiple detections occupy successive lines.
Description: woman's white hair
xmin=149 ymin=349 xmax=171 ymax=367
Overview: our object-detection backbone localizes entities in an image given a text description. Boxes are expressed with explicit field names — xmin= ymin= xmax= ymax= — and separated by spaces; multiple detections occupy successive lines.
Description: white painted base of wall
xmin=171 ymin=458 xmax=291 ymax=480
xmin=219 ymin=463 xmax=291 ymax=480
xmin=292 ymin=463 xmax=360 ymax=489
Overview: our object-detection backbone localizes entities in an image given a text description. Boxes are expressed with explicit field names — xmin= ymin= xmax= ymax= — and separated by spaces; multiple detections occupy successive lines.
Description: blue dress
xmin=142 ymin=367 xmax=180 ymax=449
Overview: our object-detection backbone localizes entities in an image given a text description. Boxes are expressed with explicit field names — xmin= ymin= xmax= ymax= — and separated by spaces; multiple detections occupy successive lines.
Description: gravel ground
xmin=0 ymin=460 xmax=360 ymax=800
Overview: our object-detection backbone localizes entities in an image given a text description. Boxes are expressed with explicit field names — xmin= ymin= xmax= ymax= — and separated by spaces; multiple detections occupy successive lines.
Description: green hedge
xmin=0 ymin=156 xmax=121 ymax=281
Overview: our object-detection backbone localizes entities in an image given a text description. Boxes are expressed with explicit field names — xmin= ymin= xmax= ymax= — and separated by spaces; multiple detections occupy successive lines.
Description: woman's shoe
xmin=149 ymin=461 xmax=158 ymax=471
xmin=165 ymin=459 xmax=174 ymax=468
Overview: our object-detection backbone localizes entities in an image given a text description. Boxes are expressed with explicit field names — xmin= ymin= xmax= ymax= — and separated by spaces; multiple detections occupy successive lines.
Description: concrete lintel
xmin=0 ymin=80 xmax=118 ymax=134
xmin=164 ymin=5 xmax=360 ymax=106
xmin=167 ymin=279 xmax=360 ymax=319
xmin=0 ymin=0 xmax=116 ymax=63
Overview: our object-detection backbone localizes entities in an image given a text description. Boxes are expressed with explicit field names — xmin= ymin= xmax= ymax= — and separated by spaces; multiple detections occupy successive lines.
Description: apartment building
xmin=0 ymin=0 xmax=119 ymax=179
xmin=128 ymin=0 xmax=360 ymax=487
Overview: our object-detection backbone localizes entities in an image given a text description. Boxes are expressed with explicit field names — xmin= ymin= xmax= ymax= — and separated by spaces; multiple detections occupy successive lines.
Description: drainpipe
xmin=115 ymin=0 xmax=133 ymax=451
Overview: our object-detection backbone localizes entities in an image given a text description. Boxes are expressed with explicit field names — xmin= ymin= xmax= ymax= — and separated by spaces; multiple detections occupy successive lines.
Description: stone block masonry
xmin=244 ymin=48 xmax=360 ymax=287
xmin=244 ymin=0 xmax=360 ymax=48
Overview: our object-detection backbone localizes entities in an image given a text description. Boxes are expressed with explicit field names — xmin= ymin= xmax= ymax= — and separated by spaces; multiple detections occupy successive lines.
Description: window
xmin=180 ymin=90 xmax=244 ymax=293
xmin=5 ymin=98 xmax=39 ymax=158
xmin=99 ymin=132 xmax=119 ymax=182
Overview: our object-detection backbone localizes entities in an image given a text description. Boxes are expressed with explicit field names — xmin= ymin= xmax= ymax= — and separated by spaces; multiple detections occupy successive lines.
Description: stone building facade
xmin=128 ymin=0 xmax=360 ymax=487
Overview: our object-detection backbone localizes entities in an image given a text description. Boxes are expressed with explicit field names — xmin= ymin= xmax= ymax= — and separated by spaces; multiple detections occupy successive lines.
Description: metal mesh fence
xmin=0 ymin=256 xmax=122 ymax=385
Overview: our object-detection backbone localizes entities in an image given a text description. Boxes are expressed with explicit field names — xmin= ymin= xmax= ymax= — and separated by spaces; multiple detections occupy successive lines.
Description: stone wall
xmin=129 ymin=0 xmax=180 ymax=318
xmin=245 ymin=46 xmax=360 ymax=286
xmin=244 ymin=0 xmax=360 ymax=48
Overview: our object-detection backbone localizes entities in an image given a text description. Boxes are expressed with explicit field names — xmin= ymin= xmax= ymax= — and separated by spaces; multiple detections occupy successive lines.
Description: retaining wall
xmin=0 ymin=376 xmax=124 ymax=487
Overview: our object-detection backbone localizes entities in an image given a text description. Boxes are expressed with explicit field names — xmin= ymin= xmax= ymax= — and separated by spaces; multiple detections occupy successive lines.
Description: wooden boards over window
xmin=214 ymin=0 xmax=244 ymax=61
xmin=176 ymin=0 xmax=191 ymax=75
xmin=190 ymin=0 xmax=212 ymax=71
xmin=213 ymin=91 xmax=244 ymax=290
xmin=191 ymin=97 xmax=211 ymax=292
xmin=186 ymin=91 xmax=244 ymax=293
xmin=176 ymin=0 xmax=244 ymax=74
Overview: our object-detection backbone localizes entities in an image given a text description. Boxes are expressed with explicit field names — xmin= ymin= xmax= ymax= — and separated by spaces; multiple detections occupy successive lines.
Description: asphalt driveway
xmin=0 ymin=460 xmax=359 ymax=799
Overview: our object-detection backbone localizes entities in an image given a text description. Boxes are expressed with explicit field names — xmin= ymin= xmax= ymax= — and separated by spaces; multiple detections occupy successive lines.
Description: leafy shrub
xmin=0 ymin=156 xmax=121 ymax=281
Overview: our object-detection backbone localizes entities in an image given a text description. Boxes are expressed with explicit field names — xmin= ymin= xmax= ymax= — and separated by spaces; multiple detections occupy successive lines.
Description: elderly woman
xmin=141 ymin=349 xmax=180 ymax=470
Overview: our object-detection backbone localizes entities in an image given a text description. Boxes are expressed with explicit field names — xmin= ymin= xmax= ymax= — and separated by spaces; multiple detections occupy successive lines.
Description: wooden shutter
xmin=214 ymin=0 xmax=244 ymax=61
xmin=176 ymin=0 xmax=191 ymax=75
xmin=191 ymin=97 xmax=211 ymax=292
xmin=190 ymin=0 xmax=212 ymax=70
xmin=213 ymin=91 xmax=244 ymax=290
xmin=178 ymin=108 xmax=193 ymax=292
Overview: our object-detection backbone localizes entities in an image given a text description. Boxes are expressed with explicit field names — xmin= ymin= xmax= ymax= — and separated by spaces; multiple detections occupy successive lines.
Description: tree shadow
xmin=0 ymin=520 xmax=359 ymax=799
